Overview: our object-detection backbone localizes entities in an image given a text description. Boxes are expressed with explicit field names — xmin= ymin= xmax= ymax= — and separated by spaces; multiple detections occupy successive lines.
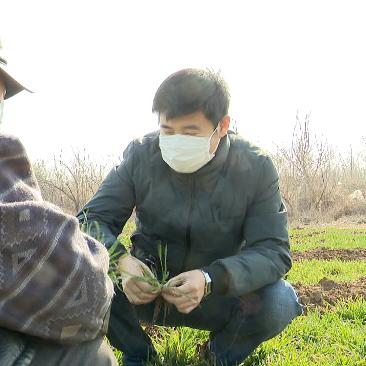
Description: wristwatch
xmin=200 ymin=270 xmax=212 ymax=297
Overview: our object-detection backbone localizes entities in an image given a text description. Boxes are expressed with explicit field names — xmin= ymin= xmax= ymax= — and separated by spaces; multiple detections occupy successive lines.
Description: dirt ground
xmin=290 ymin=216 xmax=366 ymax=229
xmin=292 ymin=243 xmax=366 ymax=312
xmin=293 ymin=277 xmax=366 ymax=313
xmin=292 ymin=248 xmax=366 ymax=261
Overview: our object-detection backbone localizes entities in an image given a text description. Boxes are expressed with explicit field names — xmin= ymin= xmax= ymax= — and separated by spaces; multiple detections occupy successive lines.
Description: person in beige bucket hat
xmin=0 ymin=39 xmax=118 ymax=366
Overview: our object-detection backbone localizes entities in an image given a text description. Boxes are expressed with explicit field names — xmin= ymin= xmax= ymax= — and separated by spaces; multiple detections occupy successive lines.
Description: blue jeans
xmin=209 ymin=279 xmax=303 ymax=365
xmin=109 ymin=279 xmax=303 ymax=366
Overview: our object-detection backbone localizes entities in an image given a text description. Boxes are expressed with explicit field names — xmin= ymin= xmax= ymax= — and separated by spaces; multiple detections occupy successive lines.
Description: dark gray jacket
xmin=78 ymin=131 xmax=291 ymax=297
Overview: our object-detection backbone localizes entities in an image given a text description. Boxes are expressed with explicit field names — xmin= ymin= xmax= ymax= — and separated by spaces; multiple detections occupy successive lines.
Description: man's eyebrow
xmin=182 ymin=125 xmax=201 ymax=131
xmin=160 ymin=123 xmax=174 ymax=129
xmin=160 ymin=123 xmax=201 ymax=131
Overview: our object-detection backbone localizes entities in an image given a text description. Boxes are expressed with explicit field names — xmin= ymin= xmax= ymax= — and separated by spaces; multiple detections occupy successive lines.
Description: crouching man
xmin=79 ymin=68 xmax=303 ymax=366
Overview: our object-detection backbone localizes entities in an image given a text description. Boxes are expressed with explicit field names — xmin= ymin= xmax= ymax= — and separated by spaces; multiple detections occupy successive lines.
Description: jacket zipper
xmin=181 ymin=176 xmax=194 ymax=271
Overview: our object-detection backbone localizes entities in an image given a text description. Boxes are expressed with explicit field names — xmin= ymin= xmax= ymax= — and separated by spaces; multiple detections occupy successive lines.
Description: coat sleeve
xmin=77 ymin=141 xmax=136 ymax=255
xmin=0 ymin=135 xmax=114 ymax=344
xmin=203 ymin=156 xmax=292 ymax=297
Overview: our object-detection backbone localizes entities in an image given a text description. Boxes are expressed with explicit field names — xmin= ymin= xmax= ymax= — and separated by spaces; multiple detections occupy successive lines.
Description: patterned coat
xmin=0 ymin=134 xmax=114 ymax=344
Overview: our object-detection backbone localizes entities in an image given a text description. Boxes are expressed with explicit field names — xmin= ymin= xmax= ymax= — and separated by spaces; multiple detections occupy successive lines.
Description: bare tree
xmin=275 ymin=112 xmax=335 ymax=216
xmin=33 ymin=150 xmax=110 ymax=214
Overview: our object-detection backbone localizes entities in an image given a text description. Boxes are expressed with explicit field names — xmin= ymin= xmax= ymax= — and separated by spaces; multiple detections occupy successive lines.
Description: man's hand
xmin=118 ymin=255 xmax=160 ymax=305
xmin=161 ymin=270 xmax=206 ymax=314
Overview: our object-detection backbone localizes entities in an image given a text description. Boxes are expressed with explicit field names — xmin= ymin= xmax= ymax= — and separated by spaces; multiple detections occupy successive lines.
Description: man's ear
xmin=219 ymin=115 xmax=230 ymax=137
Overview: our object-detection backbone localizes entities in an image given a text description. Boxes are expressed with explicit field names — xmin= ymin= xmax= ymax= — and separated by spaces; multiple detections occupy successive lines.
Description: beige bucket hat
xmin=0 ymin=39 xmax=32 ymax=99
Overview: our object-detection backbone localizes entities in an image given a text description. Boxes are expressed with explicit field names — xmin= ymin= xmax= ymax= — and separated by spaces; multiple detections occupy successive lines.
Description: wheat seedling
xmin=120 ymin=243 xmax=197 ymax=325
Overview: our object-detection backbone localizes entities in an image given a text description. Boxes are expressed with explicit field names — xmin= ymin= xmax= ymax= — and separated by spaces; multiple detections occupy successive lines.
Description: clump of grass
xmin=120 ymin=243 xmax=197 ymax=324
xmin=122 ymin=242 xmax=170 ymax=289
xmin=147 ymin=327 xmax=209 ymax=366
xmin=120 ymin=243 xmax=179 ymax=324
xmin=121 ymin=243 xmax=169 ymax=291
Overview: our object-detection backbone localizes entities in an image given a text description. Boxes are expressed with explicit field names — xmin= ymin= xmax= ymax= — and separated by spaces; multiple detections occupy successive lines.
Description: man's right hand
xmin=118 ymin=254 xmax=161 ymax=305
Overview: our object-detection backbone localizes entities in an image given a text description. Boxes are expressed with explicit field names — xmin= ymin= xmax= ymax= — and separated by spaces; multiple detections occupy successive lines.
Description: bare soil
xmin=290 ymin=218 xmax=366 ymax=229
xmin=294 ymin=277 xmax=366 ymax=313
xmin=292 ymin=248 xmax=366 ymax=261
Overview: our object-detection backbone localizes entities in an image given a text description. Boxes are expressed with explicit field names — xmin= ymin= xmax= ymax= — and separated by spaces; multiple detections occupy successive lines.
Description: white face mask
xmin=159 ymin=127 xmax=220 ymax=173
xmin=0 ymin=101 xmax=4 ymax=125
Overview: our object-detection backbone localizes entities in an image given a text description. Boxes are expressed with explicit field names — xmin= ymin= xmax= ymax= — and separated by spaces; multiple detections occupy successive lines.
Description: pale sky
xmin=1 ymin=0 xmax=365 ymax=163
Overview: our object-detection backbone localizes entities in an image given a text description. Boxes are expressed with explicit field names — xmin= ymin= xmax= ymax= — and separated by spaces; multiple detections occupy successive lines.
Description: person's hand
xmin=161 ymin=270 xmax=206 ymax=314
xmin=118 ymin=254 xmax=160 ymax=305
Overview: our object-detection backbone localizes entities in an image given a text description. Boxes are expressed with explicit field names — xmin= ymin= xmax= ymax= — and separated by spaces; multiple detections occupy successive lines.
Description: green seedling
xmin=120 ymin=243 xmax=196 ymax=324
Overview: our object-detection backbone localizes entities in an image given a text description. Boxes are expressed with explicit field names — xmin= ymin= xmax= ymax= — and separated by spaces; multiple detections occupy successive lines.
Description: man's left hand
xmin=161 ymin=270 xmax=206 ymax=314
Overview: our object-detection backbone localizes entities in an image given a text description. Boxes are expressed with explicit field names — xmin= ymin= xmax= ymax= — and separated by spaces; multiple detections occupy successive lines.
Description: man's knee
xmin=258 ymin=279 xmax=303 ymax=336
xmin=94 ymin=339 xmax=119 ymax=366
xmin=64 ymin=337 xmax=118 ymax=366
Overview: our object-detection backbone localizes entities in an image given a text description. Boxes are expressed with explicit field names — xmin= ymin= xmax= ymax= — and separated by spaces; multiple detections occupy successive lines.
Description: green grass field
xmin=287 ymin=259 xmax=366 ymax=284
xmin=290 ymin=227 xmax=366 ymax=251
xmin=111 ymin=226 xmax=366 ymax=365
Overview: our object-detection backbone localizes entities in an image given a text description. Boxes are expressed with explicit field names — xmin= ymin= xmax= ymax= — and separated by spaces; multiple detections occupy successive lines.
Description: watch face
xmin=201 ymin=270 xmax=212 ymax=297
xmin=206 ymin=285 xmax=211 ymax=296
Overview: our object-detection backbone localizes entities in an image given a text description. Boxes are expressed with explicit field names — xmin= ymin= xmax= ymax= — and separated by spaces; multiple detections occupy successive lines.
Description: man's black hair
xmin=152 ymin=68 xmax=230 ymax=127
